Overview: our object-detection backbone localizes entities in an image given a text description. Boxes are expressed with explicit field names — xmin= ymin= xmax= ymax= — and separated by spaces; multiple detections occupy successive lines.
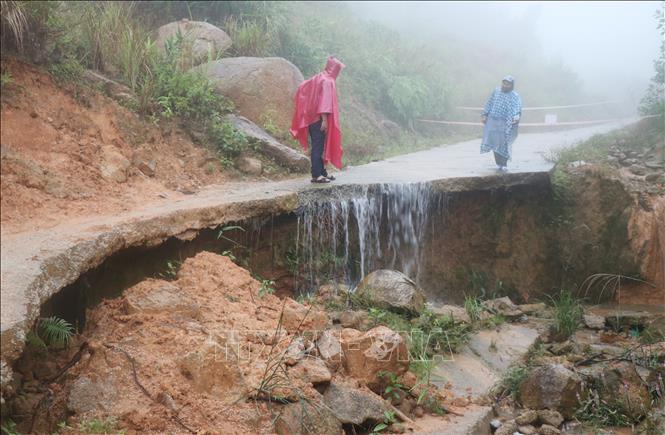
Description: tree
xmin=639 ymin=3 xmax=665 ymax=116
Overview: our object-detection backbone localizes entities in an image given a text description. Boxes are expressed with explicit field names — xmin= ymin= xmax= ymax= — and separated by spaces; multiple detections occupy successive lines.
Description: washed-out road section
xmin=0 ymin=121 xmax=629 ymax=388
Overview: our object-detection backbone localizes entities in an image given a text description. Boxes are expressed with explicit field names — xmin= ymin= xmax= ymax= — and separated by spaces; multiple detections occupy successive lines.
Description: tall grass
xmin=548 ymin=289 xmax=584 ymax=339
xmin=223 ymin=16 xmax=275 ymax=57
xmin=0 ymin=0 xmax=28 ymax=50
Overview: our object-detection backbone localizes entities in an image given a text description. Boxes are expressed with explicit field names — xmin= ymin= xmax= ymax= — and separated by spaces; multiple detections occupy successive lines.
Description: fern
xmin=38 ymin=316 xmax=74 ymax=347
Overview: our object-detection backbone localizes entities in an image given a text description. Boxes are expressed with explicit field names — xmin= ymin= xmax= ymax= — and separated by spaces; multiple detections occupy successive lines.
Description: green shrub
xmin=548 ymin=289 xmax=583 ymax=339
xmin=208 ymin=117 xmax=250 ymax=157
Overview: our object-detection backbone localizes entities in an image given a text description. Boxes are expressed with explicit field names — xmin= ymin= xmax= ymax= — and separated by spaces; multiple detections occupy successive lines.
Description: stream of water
xmin=295 ymin=183 xmax=447 ymax=293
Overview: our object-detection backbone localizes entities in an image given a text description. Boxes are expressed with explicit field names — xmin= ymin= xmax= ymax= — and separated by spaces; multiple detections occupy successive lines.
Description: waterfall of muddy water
xmin=296 ymin=183 xmax=445 ymax=294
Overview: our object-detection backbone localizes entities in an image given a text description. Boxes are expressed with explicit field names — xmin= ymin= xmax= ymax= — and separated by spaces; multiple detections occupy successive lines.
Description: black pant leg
xmin=493 ymin=151 xmax=507 ymax=167
xmin=308 ymin=119 xmax=326 ymax=178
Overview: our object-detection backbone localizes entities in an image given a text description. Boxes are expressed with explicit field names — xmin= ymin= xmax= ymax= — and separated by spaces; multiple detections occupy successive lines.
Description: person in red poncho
xmin=290 ymin=56 xmax=345 ymax=183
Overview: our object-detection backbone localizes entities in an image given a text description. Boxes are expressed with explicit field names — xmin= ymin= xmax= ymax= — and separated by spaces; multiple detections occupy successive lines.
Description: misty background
xmin=349 ymin=1 xmax=662 ymax=109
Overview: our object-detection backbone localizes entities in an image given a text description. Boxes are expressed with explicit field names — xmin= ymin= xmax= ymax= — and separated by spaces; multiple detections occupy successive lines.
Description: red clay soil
xmin=1 ymin=58 xmax=258 ymax=235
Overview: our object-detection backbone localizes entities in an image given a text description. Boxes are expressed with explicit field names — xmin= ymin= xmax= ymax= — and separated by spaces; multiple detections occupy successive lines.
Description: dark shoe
xmin=311 ymin=176 xmax=331 ymax=183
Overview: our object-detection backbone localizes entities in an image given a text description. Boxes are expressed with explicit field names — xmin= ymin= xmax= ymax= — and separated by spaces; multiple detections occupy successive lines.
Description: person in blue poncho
xmin=480 ymin=75 xmax=522 ymax=172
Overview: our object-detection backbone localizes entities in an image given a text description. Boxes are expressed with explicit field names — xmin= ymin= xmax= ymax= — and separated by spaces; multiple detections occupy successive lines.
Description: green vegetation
xmin=575 ymin=390 xmax=635 ymax=429
xmin=1 ymin=1 xmax=595 ymax=166
xmin=639 ymin=4 xmax=665 ymax=117
xmin=78 ymin=416 xmax=125 ymax=435
xmin=0 ymin=418 xmax=19 ymax=435
xmin=0 ymin=70 xmax=12 ymax=87
xmin=548 ymin=289 xmax=584 ymax=339
xmin=159 ymin=259 xmax=181 ymax=280
xmin=26 ymin=316 xmax=74 ymax=353
xmin=464 ymin=295 xmax=484 ymax=323
xmin=258 ymin=278 xmax=276 ymax=298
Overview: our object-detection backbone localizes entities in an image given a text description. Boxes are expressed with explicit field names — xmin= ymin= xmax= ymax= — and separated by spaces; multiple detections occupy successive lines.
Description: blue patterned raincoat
xmin=480 ymin=88 xmax=522 ymax=160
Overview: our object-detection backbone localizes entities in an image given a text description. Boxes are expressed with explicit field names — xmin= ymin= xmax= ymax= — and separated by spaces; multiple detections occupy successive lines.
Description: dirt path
xmin=0 ymin=121 xmax=631 ymax=385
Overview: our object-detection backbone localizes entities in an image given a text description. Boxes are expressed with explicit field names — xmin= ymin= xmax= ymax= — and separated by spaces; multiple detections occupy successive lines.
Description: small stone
xmin=235 ymin=156 xmax=263 ymax=175
xmin=518 ymin=425 xmax=537 ymax=435
xmin=323 ymin=382 xmax=388 ymax=425
xmin=518 ymin=303 xmax=546 ymax=315
xmin=583 ymin=313 xmax=605 ymax=329
xmin=413 ymin=406 xmax=425 ymax=418
xmin=490 ymin=419 xmax=502 ymax=431
xmin=390 ymin=423 xmax=407 ymax=434
xmin=339 ymin=310 xmax=369 ymax=329
xmin=629 ymin=164 xmax=647 ymax=176
xmin=495 ymin=420 xmax=518 ymax=435
xmin=645 ymin=173 xmax=661 ymax=183
xmin=30 ymin=111 xmax=38 ymax=118
xmin=137 ymin=159 xmax=157 ymax=177
xmin=484 ymin=297 xmax=523 ymax=318
xmin=537 ymin=410 xmax=564 ymax=427
xmin=538 ymin=424 xmax=561 ymax=435
xmin=289 ymin=358 xmax=331 ymax=385
xmin=284 ymin=337 xmax=307 ymax=366
xmin=515 ymin=410 xmax=538 ymax=425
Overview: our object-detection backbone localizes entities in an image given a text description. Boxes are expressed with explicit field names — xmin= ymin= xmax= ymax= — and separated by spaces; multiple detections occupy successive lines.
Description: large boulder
xmin=596 ymin=362 xmax=652 ymax=419
xmin=322 ymin=382 xmax=388 ymax=426
xmin=356 ymin=270 xmax=425 ymax=314
xmin=518 ymin=364 xmax=584 ymax=418
xmin=194 ymin=57 xmax=304 ymax=132
xmin=275 ymin=400 xmax=342 ymax=435
xmin=224 ymin=114 xmax=309 ymax=171
xmin=339 ymin=326 xmax=409 ymax=392
xmin=155 ymin=19 xmax=232 ymax=66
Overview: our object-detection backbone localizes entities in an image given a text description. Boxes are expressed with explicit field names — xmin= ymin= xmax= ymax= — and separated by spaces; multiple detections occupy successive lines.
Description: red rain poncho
xmin=290 ymin=57 xmax=345 ymax=169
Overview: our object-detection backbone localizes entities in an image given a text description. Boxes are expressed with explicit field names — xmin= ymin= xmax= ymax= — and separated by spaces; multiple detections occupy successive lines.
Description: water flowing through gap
xmin=294 ymin=183 xmax=447 ymax=294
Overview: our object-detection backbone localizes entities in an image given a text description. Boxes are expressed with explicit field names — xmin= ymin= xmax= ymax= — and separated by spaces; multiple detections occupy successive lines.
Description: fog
xmin=349 ymin=1 xmax=662 ymax=107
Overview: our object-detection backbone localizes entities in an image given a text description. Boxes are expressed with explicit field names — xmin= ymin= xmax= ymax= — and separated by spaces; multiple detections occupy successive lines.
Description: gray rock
xmin=490 ymin=419 xmax=502 ymax=431
xmin=83 ymin=70 xmax=137 ymax=106
xmin=67 ymin=374 xmax=119 ymax=414
xmin=518 ymin=303 xmax=547 ymax=315
xmin=629 ymin=164 xmax=647 ymax=176
xmin=155 ymin=19 xmax=231 ymax=66
xmin=124 ymin=280 xmax=199 ymax=318
xmin=194 ymin=57 xmax=304 ymax=132
xmin=356 ymin=269 xmax=425 ymax=314
xmin=582 ymin=313 xmax=605 ymax=330
xmin=284 ymin=337 xmax=307 ymax=366
xmin=339 ymin=310 xmax=369 ymax=329
xmin=494 ymin=420 xmax=517 ymax=435
xmin=597 ymin=362 xmax=652 ymax=419
xmin=430 ymin=304 xmax=471 ymax=323
xmin=289 ymin=358 xmax=332 ymax=385
xmin=518 ymin=425 xmax=537 ymax=435
xmin=515 ymin=409 xmax=538 ymax=425
xmin=518 ymin=364 xmax=584 ymax=418
xmin=275 ymin=400 xmax=342 ymax=435
xmin=537 ymin=410 xmax=564 ymax=427
xmin=235 ymin=155 xmax=263 ymax=176
xmin=316 ymin=330 xmax=343 ymax=370
xmin=322 ymin=382 xmax=388 ymax=425
xmin=484 ymin=296 xmax=524 ymax=318
xmin=539 ymin=424 xmax=561 ymax=435
xmin=645 ymin=173 xmax=663 ymax=183
xmin=137 ymin=159 xmax=157 ymax=177
xmin=100 ymin=145 xmax=130 ymax=183
xmin=224 ymin=114 xmax=309 ymax=171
